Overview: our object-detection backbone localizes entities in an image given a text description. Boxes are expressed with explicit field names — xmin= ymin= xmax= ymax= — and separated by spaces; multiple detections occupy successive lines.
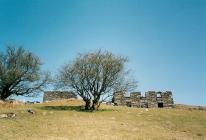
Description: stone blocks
xmin=43 ymin=91 xmax=77 ymax=102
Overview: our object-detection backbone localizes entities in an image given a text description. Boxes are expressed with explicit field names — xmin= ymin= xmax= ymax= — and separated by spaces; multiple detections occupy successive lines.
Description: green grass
xmin=0 ymin=100 xmax=206 ymax=140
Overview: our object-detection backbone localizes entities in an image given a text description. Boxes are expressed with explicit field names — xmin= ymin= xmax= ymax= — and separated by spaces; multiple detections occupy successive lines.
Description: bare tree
xmin=0 ymin=46 xmax=50 ymax=100
xmin=57 ymin=50 xmax=137 ymax=110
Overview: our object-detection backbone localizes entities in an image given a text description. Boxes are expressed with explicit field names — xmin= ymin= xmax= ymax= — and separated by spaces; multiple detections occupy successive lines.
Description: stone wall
xmin=145 ymin=91 xmax=158 ymax=108
xmin=113 ymin=91 xmax=125 ymax=106
xmin=113 ymin=91 xmax=174 ymax=108
xmin=161 ymin=91 xmax=174 ymax=107
xmin=130 ymin=92 xmax=141 ymax=107
xmin=140 ymin=97 xmax=148 ymax=108
xmin=43 ymin=91 xmax=77 ymax=102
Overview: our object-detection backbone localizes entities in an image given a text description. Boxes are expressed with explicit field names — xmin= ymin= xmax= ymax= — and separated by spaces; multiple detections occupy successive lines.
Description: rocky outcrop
xmin=0 ymin=113 xmax=16 ymax=119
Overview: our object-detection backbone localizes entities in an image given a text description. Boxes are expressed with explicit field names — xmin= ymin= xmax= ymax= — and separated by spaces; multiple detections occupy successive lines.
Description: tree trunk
xmin=0 ymin=94 xmax=10 ymax=100
xmin=1 ymin=86 xmax=11 ymax=100
xmin=91 ymin=100 xmax=100 ymax=110
xmin=84 ymin=100 xmax=91 ymax=110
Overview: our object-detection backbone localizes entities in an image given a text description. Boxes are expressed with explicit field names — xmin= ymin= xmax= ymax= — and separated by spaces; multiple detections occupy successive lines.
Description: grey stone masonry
xmin=145 ymin=91 xmax=158 ymax=108
xmin=113 ymin=91 xmax=125 ymax=105
xmin=43 ymin=91 xmax=77 ymax=102
xmin=130 ymin=92 xmax=141 ymax=107
xmin=161 ymin=91 xmax=174 ymax=107
xmin=113 ymin=91 xmax=174 ymax=108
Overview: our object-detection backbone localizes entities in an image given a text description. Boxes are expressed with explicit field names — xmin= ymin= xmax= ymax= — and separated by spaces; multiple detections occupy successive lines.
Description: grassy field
xmin=0 ymin=100 xmax=206 ymax=140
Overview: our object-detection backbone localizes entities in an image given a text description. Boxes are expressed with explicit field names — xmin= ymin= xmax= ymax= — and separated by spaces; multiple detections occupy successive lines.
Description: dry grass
xmin=0 ymin=100 xmax=206 ymax=140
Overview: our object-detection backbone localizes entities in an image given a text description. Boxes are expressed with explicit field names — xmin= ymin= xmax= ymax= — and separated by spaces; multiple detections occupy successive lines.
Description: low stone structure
xmin=43 ymin=91 xmax=77 ymax=102
xmin=113 ymin=91 xmax=174 ymax=108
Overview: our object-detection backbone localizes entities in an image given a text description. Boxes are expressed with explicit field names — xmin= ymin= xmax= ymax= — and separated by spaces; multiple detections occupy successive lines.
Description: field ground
xmin=0 ymin=100 xmax=206 ymax=140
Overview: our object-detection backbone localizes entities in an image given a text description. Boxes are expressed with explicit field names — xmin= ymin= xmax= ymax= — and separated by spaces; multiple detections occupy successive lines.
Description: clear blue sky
xmin=0 ymin=0 xmax=205 ymax=105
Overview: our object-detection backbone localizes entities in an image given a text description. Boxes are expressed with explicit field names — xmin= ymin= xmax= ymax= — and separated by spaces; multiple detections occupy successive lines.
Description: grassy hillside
xmin=0 ymin=100 xmax=206 ymax=140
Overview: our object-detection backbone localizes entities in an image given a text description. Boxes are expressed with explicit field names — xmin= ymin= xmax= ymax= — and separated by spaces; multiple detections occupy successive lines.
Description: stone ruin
xmin=113 ymin=91 xmax=174 ymax=108
xmin=43 ymin=91 xmax=77 ymax=102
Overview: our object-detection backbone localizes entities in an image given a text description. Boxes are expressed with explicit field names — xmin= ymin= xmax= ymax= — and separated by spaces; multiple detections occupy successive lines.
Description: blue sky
xmin=0 ymin=0 xmax=205 ymax=105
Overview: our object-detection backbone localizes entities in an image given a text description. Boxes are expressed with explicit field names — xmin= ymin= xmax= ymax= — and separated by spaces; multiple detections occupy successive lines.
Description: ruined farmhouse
xmin=113 ymin=91 xmax=174 ymax=108
xmin=43 ymin=90 xmax=174 ymax=108
xmin=43 ymin=91 xmax=77 ymax=102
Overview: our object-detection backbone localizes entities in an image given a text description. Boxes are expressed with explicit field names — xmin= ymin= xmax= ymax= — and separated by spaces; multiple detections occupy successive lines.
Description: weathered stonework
xmin=130 ymin=92 xmax=141 ymax=107
xmin=43 ymin=91 xmax=77 ymax=102
xmin=113 ymin=91 xmax=174 ymax=108
xmin=146 ymin=91 xmax=158 ymax=108
xmin=113 ymin=91 xmax=125 ymax=105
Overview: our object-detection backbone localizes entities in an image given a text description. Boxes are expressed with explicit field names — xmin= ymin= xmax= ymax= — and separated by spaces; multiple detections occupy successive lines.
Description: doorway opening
xmin=126 ymin=102 xmax=131 ymax=107
xmin=158 ymin=103 xmax=163 ymax=108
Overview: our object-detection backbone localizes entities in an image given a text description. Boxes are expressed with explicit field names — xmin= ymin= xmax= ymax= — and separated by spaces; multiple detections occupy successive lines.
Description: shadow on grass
xmin=36 ymin=105 xmax=114 ymax=112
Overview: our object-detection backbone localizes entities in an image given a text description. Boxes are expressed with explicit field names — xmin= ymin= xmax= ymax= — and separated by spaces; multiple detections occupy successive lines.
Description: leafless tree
xmin=57 ymin=50 xmax=137 ymax=110
xmin=0 ymin=46 xmax=50 ymax=100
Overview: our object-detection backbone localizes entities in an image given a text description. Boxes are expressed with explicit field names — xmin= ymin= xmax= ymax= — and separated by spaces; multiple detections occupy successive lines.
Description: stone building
xmin=113 ymin=91 xmax=174 ymax=108
xmin=43 ymin=91 xmax=77 ymax=102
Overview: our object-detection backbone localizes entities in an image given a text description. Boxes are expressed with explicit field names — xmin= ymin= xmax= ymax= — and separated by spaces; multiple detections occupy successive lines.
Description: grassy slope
xmin=0 ymin=100 xmax=206 ymax=140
